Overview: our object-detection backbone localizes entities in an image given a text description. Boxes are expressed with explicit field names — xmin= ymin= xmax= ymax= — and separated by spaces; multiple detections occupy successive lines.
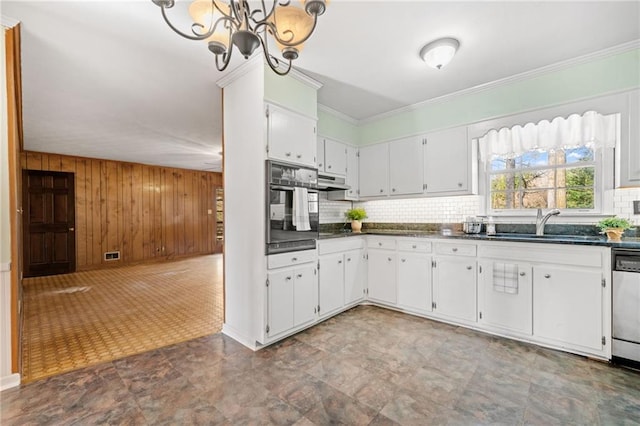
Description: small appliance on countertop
xmin=463 ymin=217 xmax=483 ymax=234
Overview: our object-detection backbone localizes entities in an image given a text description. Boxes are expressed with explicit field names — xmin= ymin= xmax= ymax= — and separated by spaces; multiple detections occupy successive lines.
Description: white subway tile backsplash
xmin=319 ymin=187 xmax=640 ymax=226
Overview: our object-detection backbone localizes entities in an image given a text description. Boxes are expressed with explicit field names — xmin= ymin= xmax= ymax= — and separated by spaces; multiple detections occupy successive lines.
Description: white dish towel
xmin=292 ymin=187 xmax=311 ymax=231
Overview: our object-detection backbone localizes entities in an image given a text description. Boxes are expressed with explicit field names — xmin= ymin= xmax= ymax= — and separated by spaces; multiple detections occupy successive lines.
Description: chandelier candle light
xmin=152 ymin=0 xmax=327 ymax=75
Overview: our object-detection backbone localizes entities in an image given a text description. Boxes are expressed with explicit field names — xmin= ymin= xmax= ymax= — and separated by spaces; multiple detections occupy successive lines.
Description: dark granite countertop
xmin=318 ymin=230 xmax=640 ymax=249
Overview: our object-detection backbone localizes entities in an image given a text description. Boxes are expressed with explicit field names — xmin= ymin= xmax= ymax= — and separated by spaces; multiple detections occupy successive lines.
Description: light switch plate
xmin=634 ymin=200 xmax=640 ymax=215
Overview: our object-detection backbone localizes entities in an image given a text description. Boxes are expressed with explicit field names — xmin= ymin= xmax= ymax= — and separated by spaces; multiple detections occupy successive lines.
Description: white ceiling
xmin=3 ymin=1 xmax=639 ymax=172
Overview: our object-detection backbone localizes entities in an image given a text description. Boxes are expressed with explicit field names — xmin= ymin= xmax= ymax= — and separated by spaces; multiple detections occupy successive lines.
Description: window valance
xmin=478 ymin=111 xmax=618 ymax=161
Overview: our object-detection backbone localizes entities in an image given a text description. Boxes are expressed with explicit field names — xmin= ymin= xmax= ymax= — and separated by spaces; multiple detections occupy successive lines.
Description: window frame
xmin=486 ymin=146 xmax=602 ymax=215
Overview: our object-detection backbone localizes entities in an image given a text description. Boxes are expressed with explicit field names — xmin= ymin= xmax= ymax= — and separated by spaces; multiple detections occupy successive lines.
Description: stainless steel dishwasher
xmin=612 ymin=248 xmax=640 ymax=368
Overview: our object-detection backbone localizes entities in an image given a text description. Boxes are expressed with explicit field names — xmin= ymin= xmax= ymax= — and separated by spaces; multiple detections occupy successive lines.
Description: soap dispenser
xmin=486 ymin=216 xmax=496 ymax=236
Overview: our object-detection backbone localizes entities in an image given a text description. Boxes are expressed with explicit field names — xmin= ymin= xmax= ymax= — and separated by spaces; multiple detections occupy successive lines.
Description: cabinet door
xmin=433 ymin=257 xmax=476 ymax=322
xmin=620 ymin=89 xmax=640 ymax=186
xmin=319 ymin=253 xmax=345 ymax=317
xmin=424 ymin=126 xmax=469 ymax=194
xmin=267 ymin=104 xmax=316 ymax=167
xmin=267 ymin=269 xmax=295 ymax=337
xmin=344 ymin=249 xmax=366 ymax=305
xmin=293 ymin=265 xmax=318 ymax=327
xmin=324 ymin=139 xmax=347 ymax=176
xmin=389 ymin=136 xmax=424 ymax=195
xmin=397 ymin=252 xmax=432 ymax=313
xmin=345 ymin=145 xmax=359 ymax=199
xmin=367 ymin=249 xmax=397 ymax=304
xmin=359 ymin=143 xmax=389 ymax=197
xmin=479 ymin=261 xmax=532 ymax=335
xmin=317 ymin=137 xmax=326 ymax=172
xmin=533 ymin=265 xmax=603 ymax=351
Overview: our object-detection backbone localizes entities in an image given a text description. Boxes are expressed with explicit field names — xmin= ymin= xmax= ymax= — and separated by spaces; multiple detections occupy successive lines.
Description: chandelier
xmin=152 ymin=0 xmax=327 ymax=75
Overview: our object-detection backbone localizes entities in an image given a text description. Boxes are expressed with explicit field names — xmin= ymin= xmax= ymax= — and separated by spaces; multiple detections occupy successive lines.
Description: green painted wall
xmin=318 ymin=49 xmax=640 ymax=145
xmin=356 ymin=48 xmax=640 ymax=145
xmin=264 ymin=68 xmax=317 ymax=118
xmin=317 ymin=109 xmax=359 ymax=144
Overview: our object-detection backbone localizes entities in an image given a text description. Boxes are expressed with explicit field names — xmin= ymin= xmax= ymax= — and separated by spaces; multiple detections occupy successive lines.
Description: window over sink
xmin=478 ymin=111 xmax=619 ymax=216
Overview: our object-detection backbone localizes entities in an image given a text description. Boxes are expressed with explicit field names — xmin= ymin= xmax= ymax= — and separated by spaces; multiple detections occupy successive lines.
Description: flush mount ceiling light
xmin=419 ymin=37 xmax=460 ymax=70
xmin=152 ymin=0 xmax=327 ymax=75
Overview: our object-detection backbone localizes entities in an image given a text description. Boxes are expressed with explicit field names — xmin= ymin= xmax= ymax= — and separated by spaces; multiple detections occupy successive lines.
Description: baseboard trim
xmin=221 ymin=324 xmax=258 ymax=351
xmin=0 ymin=373 xmax=21 ymax=391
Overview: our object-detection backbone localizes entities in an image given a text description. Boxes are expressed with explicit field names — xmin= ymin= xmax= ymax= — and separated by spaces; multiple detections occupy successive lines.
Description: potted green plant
xmin=345 ymin=208 xmax=367 ymax=233
xmin=596 ymin=217 xmax=634 ymax=241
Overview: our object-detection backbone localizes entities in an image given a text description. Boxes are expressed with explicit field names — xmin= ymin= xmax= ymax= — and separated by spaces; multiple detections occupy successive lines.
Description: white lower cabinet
xmin=478 ymin=260 xmax=532 ymax=335
xmin=367 ymin=249 xmax=397 ymax=304
xmin=432 ymin=256 xmax=477 ymax=323
xmin=533 ymin=265 xmax=604 ymax=352
xmin=397 ymin=250 xmax=432 ymax=314
xmin=267 ymin=263 xmax=317 ymax=338
xmin=318 ymin=253 xmax=345 ymax=318
xmin=344 ymin=249 xmax=366 ymax=305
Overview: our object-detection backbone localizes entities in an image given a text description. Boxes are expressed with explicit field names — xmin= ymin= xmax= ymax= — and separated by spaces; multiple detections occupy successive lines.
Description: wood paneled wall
xmin=22 ymin=151 xmax=223 ymax=271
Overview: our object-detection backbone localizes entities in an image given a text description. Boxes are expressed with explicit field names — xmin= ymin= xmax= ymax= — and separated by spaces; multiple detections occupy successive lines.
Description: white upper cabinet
xmin=324 ymin=139 xmax=347 ymax=176
xmin=345 ymin=145 xmax=359 ymax=199
xmin=423 ymin=126 xmax=476 ymax=196
xmin=619 ymin=89 xmax=640 ymax=187
xmin=266 ymin=103 xmax=316 ymax=167
xmin=359 ymin=143 xmax=389 ymax=197
xmin=389 ymin=136 xmax=424 ymax=196
xmin=317 ymin=137 xmax=325 ymax=171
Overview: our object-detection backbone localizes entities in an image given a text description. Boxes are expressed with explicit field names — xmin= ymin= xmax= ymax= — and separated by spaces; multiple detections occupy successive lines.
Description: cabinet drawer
xmin=435 ymin=243 xmax=476 ymax=257
xmin=368 ymin=237 xmax=396 ymax=250
xmin=319 ymin=237 xmax=365 ymax=255
xmin=268 ymin=250 xmax=317 ymax=269
xmin=398 ymin=240 xmax=432 ymax=253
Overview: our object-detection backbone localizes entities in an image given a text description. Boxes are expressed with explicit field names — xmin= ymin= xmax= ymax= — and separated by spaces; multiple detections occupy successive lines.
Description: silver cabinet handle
xmin=380 ymin=189 xmax=384 ymax=193
xmin=401 ymin=259 xmax=406 ymax=263
xmin=347 ymin=258 xmax=351 ymax=262
xmin=412 ymin=245 xmax=417 ymax=249
xmin=69 ymin=227 xmax=75 ymax=231
xmin=466 ymin=266 xmax=472 ymax=270
xmin=338 ymin=260 xmax=342 ymax=264
xmin=392 ymin=188 xmax=396 ymax=192
xmin=296 ymin=154 xmax=302 ymax=159
xmin=286 ymin=276 xmax=292 ymax=281
xmin=291 ymin=257 xmax=298 ymax=262
xmin=297 ymin=274 xmax=303 ymax=278
xmin=544 ymin=274 xmax=551 ymax=278
xmin=519 ymin=272 xmax=526 ymax=276
xmin=285 ymin=152 xmax=292 ymax=157
xmin=452 ymin=248 xmax=458 ymax=252
xmin=319 ymin=163 xmax=323 ymax=168
xmin=328 ymin=165 xmax=332 ymax=169
xmin=388 ymin=257 xmax=392 ymax=262
xmin=458 ymin=182 xmax=463 ymax=187
xmin=378 ymin=242 xmax=382 ymax=246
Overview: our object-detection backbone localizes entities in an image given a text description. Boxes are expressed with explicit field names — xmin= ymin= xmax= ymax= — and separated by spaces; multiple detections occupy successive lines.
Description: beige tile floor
xmin=20 ymin=254 xmax=224 ymax=382
xmin=3 ymin=305 xmax=640 ymax=425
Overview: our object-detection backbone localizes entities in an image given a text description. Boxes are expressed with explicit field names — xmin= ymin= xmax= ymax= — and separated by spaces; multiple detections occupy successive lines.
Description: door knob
xmin=69 ymin=227 xmax=75 ymax=231
xmin=519 ymin=272 xmax=525 ymax=276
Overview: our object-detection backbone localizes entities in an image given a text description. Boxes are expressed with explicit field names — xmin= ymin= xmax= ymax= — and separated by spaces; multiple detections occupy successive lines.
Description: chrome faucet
xmin=536 ymin=208 xmax=560 ymax=236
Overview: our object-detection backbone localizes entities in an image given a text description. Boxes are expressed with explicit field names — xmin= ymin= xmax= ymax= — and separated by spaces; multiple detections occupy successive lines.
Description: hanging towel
xmin=493 ymin=262 xmax=519 ymax=295
xmin=292 ymin=187 xmax=311 ymax=231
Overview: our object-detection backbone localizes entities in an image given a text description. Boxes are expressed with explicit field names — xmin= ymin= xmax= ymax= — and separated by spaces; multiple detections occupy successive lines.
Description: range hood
xmin=317 ymin=174 xmax=351 ymax=190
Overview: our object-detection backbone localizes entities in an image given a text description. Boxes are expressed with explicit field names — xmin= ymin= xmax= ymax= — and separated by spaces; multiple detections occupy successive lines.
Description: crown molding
xmin=318 ymin=104 xmax=359 ymax=125
xmin=1 ymin=15 xmax=20 ymax=28
xmin=359 ymin=39 xmax=640 ymax=125
xmin=215 ymin=54 xmax=263 ymax=88
xmin=289 ymin=68 xmax=323 ymax=90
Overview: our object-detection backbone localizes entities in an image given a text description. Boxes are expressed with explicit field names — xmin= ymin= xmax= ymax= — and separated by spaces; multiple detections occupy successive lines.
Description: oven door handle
xmin=270 ymin=185 xmax=318 ymax=192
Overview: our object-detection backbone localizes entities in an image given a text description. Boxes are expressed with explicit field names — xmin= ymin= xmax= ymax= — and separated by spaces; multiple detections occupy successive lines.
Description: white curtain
xmin=478 ymin=111 xmax=618 ymax=161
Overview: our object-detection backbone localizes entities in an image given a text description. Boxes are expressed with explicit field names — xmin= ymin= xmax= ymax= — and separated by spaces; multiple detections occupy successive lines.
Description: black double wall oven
xmin=266 ymin=160 xmax=319 ymax=254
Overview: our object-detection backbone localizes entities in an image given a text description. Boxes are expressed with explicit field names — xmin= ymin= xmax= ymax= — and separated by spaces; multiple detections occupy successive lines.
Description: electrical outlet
xmin=634 ymin=200 xmax=640 ymax=215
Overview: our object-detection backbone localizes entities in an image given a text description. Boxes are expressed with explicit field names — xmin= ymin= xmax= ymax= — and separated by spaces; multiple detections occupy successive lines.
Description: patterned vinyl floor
xmin=21 ymin=254 xmax=224 ymax=383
